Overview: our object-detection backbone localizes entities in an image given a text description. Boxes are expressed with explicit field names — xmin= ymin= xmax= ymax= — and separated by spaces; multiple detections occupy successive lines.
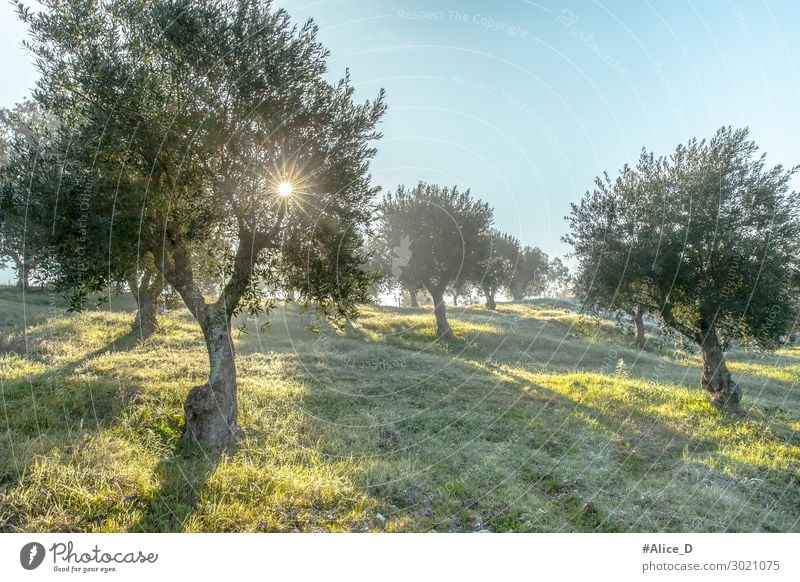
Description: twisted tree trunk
xmin=409 ymin=290 xmax=419 ymax=307
xmin=130 ymin=267 xmax=162 ymax=340
xmin=430 ymin=288 xmax=454 ymax=340
xmin=699 ymin=324 xmax=742 ymax=414
xmin=183 ymin=307 xmax=242 ymax=446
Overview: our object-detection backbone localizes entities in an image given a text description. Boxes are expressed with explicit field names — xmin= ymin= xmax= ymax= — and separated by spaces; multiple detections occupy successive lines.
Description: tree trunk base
xmin=432 ymin=292 xmax=454 ymax=340
xmin=133 ymin=306 xmax=157 ymax=341
xmin=700 ymin=328 xmax=744 ymax=416
xmin=182 ymin=383 xmax=242 ymax=447
xmin=703 ymin=377 xmax=744 ymax=415
xmin=484 ymin=289 xmax=497 ymax=311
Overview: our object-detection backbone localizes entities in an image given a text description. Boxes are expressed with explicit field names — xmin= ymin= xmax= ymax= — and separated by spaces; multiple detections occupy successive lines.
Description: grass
xmin=0 ymin=287 xmax=798 ymax=532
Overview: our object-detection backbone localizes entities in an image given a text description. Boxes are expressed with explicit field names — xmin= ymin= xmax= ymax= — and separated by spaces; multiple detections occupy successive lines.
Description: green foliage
xmin=508 ymin=245 xmax=550 ymax=300
xmin=18 ymin=0 xmax=386 ymax=322
xmin=0 ymin=100 xmax=54 ymax=288
xmin=378 ymin=182 xmax=493 ymax=301
xmin=566 ymin=127 xmax=800 ymax=350
xmin=480 ymin=229 xmax=519 ymax=299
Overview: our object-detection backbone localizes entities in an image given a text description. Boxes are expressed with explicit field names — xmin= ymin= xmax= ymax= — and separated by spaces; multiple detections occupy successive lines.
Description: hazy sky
xmin=2 ymin=0 xmax=800 ymax=283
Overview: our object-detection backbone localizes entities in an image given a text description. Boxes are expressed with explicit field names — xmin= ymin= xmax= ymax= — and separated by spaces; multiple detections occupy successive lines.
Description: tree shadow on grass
xmin=130 ymin=441 xmax=227 ymax=532
xmin=0 ymin=316 xmax=167 ymax=529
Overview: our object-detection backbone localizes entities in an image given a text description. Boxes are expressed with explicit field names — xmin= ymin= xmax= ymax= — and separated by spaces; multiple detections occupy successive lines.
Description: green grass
xmin=1 ymin=287 xmax=798 ymax=532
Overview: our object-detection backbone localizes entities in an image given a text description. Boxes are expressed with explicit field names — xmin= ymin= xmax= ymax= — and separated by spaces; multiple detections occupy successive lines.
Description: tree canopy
xmin=0 ymin=100 xmax=53 ymax=289
xmin=480 ymin=229 xmax=520 ymax=309
xmin=565 ymin=127 xmax=800 ymax=412
xmin=378 ymin=182 xmax=492 ymax=338
xmin=19 ymin=0 xmax=386 ymax=445
xmin=507 ymin=245 xmax=549 ymax=301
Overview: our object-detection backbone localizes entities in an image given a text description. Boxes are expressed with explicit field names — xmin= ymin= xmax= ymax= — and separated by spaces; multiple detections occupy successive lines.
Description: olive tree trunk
xmin=155 ymin=236 xmax=254 ymax=448
xmin=183 ymin=308 xmax=242 ymax=446
xmin=484 ymin=286 xmax=496 ymax=310
xmin=130 ymin=267 xmax=162 ymax=340
xmin=699 ymin=325 xmax=742 ymax=413
xmin=633 ymin=304 xmax=646 ymax=349
xmin=409 ymin=290 xmax=420 ymax=307
xmin=429 ymin=288 xmax=454 ymax=340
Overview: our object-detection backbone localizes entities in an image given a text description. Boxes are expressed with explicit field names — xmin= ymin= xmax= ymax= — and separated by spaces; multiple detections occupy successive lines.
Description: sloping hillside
xmin=1 ymin=289 xmax=798 ymax=532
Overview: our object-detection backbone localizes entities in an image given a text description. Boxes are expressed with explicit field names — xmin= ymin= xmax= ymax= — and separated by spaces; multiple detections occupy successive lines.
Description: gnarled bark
xmin=130 ymin=266 xmax=162 ymax=340
xmin=699 ymin=324 xmax=742 ymax=414
xmin=153 ymin=230 xmax=259 ymax=447
xmin=409 ymin=290 xmax=419 ymax=307
xmin=184 ymin=309 xmax=242 ymax=446
xmin=430 ymin=288 xmax=454 ymax=340
xmin=484 ymin=286 xmax=496 ymax=310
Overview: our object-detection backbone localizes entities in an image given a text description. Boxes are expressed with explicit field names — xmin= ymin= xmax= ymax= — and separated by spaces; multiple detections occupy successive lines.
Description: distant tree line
xmin=372 ymin=182 xmax=567 ymax=338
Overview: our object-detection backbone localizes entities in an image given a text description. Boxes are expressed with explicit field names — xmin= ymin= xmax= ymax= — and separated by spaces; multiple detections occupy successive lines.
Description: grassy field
xmin=0 ymin=286 xmax=798 ymax=532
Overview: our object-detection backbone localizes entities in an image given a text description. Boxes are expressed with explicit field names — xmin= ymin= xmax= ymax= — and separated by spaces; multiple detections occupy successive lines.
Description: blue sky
xmin=2 ymin=0 xmax=800 ymax=282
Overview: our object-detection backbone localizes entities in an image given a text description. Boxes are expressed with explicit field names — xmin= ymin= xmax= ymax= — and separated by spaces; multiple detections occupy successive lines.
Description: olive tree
xmin=378 ymin=183 xmax=492 ymax=339
xmin=20 ymin=0 xmax=385 ymax=445
xmin=566 ymin=127 xmax=800 ymax=413
xmin=0 ymin=101 xmax=53 ymax=289
xmin=507 ymin=245 xmax=549 ymax=301
xmin=480 ymin=230 xmax=520 ymax=310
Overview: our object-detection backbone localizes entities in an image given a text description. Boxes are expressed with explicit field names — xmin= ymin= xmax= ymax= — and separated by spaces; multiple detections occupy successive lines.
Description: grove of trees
xmin=4 ymin=0 xmax=794 ymax=450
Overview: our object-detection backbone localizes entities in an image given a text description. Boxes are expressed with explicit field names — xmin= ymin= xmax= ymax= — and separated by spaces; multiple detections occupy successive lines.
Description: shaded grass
xmin=0 ymin=292 xmax=798 ymax=532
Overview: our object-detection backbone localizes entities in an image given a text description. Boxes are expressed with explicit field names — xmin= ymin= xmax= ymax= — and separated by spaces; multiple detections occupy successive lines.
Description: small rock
xmin=376 ymin=512 xmax=386 ymax=523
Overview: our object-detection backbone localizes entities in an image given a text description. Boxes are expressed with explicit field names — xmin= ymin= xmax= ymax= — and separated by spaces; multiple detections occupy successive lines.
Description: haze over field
xmin=1 ymin=0 xmax=799 ymax=537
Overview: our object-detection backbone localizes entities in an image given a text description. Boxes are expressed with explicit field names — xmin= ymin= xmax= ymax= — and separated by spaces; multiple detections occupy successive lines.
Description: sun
xmin=277 ymin=181 xmax=293 ymax=197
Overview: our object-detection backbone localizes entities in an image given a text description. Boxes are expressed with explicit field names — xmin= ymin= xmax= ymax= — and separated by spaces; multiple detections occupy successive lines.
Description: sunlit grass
xmin=1 ymin=287 xmax=798 ymax=532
